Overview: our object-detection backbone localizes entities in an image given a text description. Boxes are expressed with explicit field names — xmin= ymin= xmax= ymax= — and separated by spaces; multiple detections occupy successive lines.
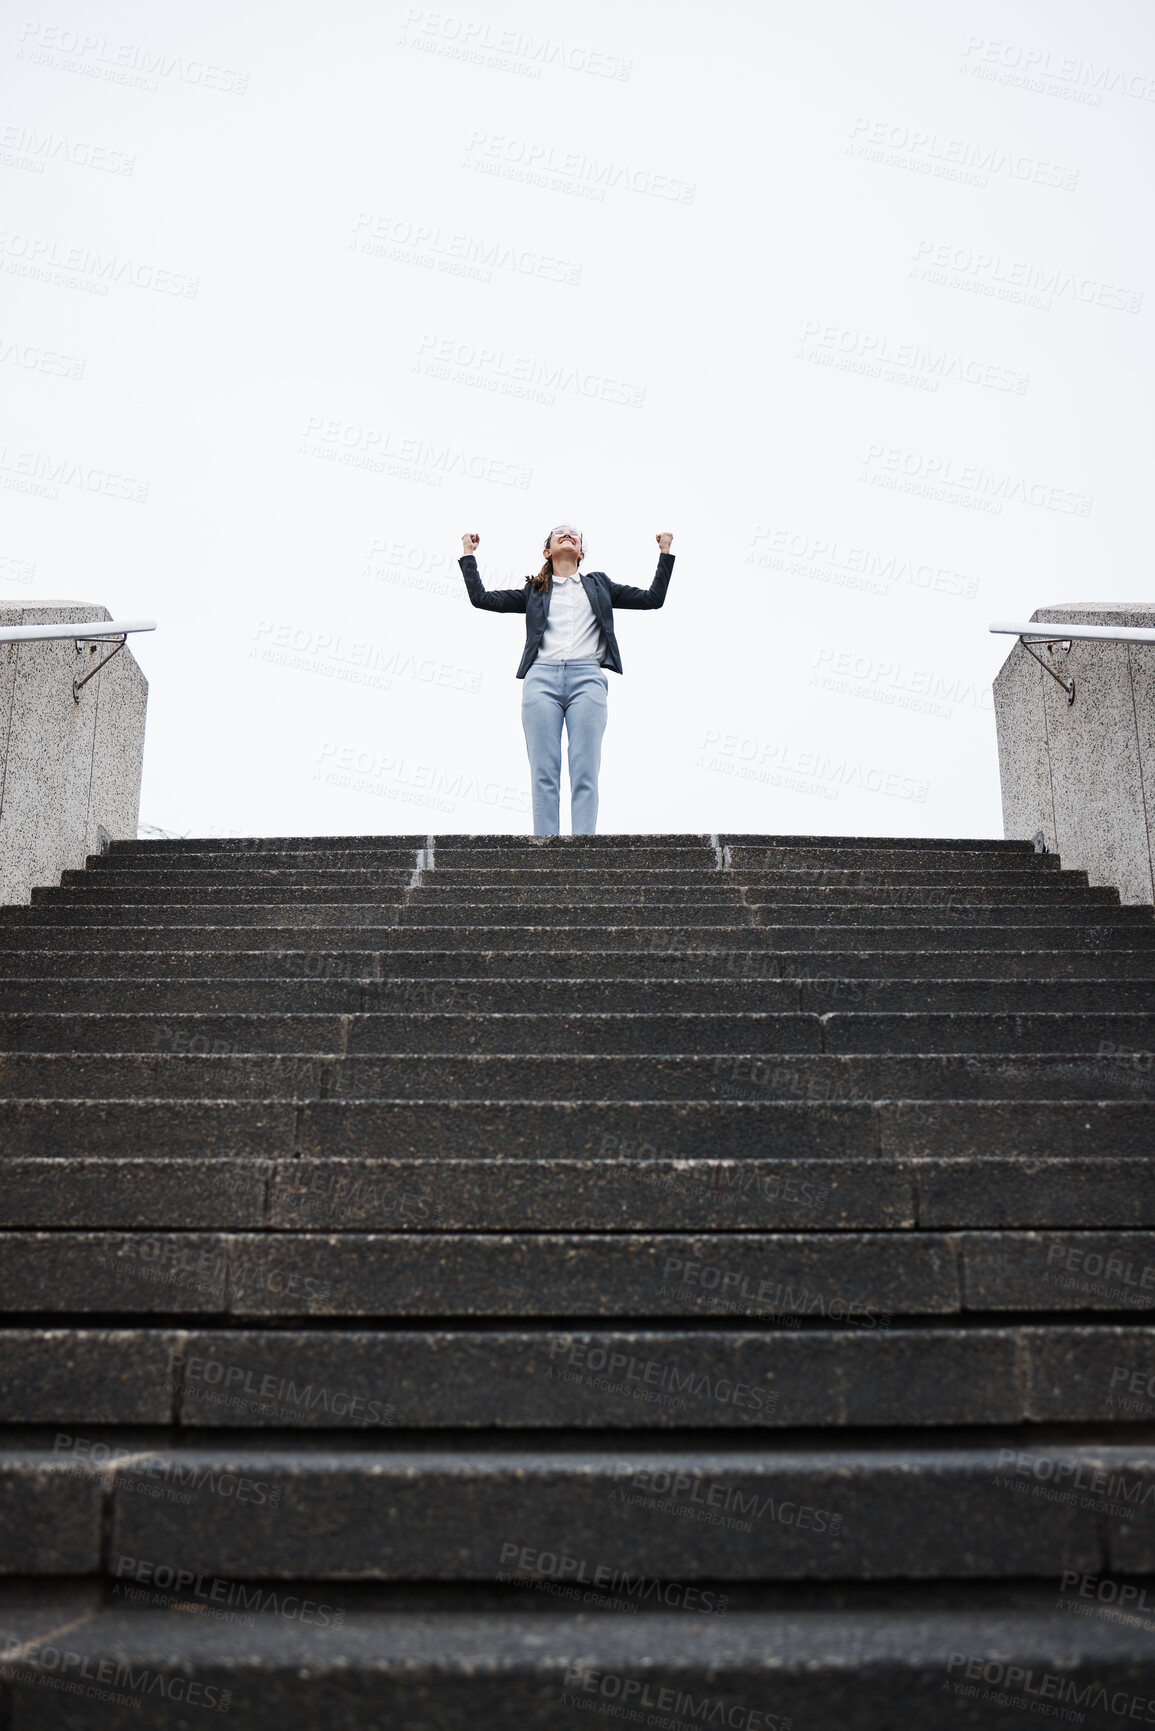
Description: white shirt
xmin=537 ymin=571 xmax=605 ymax=662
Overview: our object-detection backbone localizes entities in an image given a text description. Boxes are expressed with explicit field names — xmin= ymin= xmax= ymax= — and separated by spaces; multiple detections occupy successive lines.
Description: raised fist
xmin=462 ymin=531 xmax=480 ymax=554
xmin=656 ymin=531 xmax=673 ymax=554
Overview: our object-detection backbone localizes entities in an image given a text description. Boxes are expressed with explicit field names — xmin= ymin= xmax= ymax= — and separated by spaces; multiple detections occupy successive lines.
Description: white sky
xmin=2 ymin=0 xmax=1152 ymax=838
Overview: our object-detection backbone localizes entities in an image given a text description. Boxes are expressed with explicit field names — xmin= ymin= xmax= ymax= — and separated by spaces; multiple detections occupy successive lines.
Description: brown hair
xmin=527 ymin=526 xmax=583 ymax=593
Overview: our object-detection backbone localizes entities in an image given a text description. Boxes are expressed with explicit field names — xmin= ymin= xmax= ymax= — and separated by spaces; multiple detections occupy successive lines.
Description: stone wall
xmin=993 ymin=603 xmax=1155 ymax=905
xmin=0 ymin=601 xmax=148 ymax=905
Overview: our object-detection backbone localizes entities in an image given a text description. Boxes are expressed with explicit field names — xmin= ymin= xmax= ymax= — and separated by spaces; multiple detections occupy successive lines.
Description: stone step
xmin=3 ymin=946 xmax=1152 ymax=980
xmin=0 ymin=1098 xmax=1148 ymax=1160
xmin=416 ymin=904 xmax=1146 ymax=928
xmin=192 ymin=848 xmax=1057 ymax=871
xmin=103 ymin=844 xmax=728 ymax=869
xmin=0 ymin=1049 xmax=1151 ymax=1102
xmin=0 ymin=1154 xmax=909 ymax=1230
xmin=36 ymin=880 xmax=1110 ymax=906
xmin=722 ymin=834 xmax=1036 ymax=850
xmin=96 ymin=842 xmax=1052 ymax=870
xmin=3 ymin=1153 xmax=1155 ymax=1232
xmin=13 ymin=901 xmax=1148 ymax=931
xmin=1 ymin=922 xmax=1151 ymax=952
xmin=78 ymin=863 xmax=1069 ymax=884
xmin=0 ymin=1228 xmax=954 ymax=1319
xmin=6 ymin=1228 xmax=1155 ymax=1319
xmin=443 ymin=881 xmax=1106 ymax=905
xmin=3 ymin=976 xmax=1155 ymax=1014
xmin=109 ymin=832 xmax=711 ymax=850
xmin=18 ymin=900 xmax=789 ymax=926
xmin=4 ymin=1429 xmax=1154 ymax=1583
xmin=107 ymin=831 xmax=1034 ymax=852
xmin=0 ymin=1321 xmax=1144 ymax=1428
xmin=0 ymin=1580 xmax=1149 ymax=1730
xmin=0 ymin=1008 xmax=1150 ymax=1055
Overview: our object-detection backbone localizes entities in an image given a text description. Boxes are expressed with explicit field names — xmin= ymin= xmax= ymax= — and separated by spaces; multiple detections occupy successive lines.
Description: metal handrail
xmin=0 ymin=618 xmax=156 ymax=643
xmin=990 ymin=619 xmax=1155 ymax=644
xmin=0 ymin=618 xmax=156 ymax=701
xmin=989 ymin=617 xmax=1155 ymax=709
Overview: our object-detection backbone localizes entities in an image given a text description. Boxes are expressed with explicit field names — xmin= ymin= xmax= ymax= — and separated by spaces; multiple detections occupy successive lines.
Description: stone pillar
xmin=993 ymin=604 xmax=1155 ymax=905
xmin=0 ymin=601 xmax=148 ymax=905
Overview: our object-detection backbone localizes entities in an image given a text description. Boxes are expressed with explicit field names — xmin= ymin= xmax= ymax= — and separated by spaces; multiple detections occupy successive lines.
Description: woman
xmin=459 ymin=525 xmax=675 ymax=835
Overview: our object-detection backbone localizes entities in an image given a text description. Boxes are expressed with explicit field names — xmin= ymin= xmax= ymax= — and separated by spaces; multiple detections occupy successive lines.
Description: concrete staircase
xmin=2 ymin=831 xmax=1155 ymax=1727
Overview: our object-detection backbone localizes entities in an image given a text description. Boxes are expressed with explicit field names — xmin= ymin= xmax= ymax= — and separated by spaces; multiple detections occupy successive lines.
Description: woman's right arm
xmin=459 ymin=531 xmax=527 ymax=613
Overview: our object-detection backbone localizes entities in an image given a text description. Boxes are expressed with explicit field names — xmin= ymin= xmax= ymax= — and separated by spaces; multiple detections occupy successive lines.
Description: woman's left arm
xmin=605 ymin=532 xmax=675 ymax=609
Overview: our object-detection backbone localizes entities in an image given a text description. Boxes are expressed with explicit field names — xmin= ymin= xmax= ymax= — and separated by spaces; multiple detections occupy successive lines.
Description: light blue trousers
xmin=520 ymin=657 xmax=608 ymax=835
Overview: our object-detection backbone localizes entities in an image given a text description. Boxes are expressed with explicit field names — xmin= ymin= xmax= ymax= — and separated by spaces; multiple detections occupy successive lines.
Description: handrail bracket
xmin=1020 ymin=636 xmax=1075 ymax=706
xmin=73 ymin=634 xmax=128 ymax=702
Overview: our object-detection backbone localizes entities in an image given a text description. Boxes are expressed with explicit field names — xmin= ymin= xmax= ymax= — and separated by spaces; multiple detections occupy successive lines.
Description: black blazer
xmin=459 ymin=552 xmax=674 ymax=678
